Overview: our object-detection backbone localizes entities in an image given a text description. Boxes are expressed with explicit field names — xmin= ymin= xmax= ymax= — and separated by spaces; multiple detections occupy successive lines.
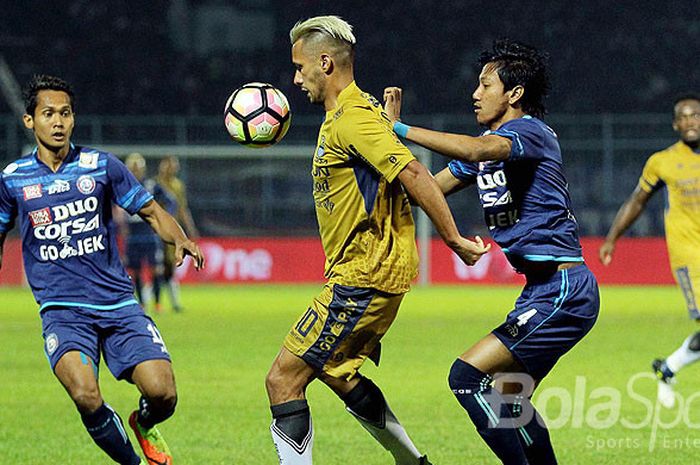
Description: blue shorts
xmin=125 ymin=239 xmax=163 ymax=270
xmin=41 ymin=303 xmax=171 ymax=380
xmin=492 ymin=264 xmax=599 ymax=380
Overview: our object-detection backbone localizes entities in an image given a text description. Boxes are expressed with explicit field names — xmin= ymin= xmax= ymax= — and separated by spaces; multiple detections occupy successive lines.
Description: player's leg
xmin=449 ymin=335 xmax=531 ymax=465
xmin=450 ymin=265 xmax=599 ymax=465
xmin=54 ymin=352 xmax=141 ymax=465
xmin=265 ymin=347 xmax=316 ymax=465
xmin=43 ymin=308 xmax=141 ymax=464
xmin=162 ymin=243 xmax=182 ymax=312
xmin=151 ymin=244 xmax=165 ymax=313
xmin=321 ymin=373 xmax=428 ymax=465
xmin=653 ymin=266 xmax=700 ymax=407
xmin=101 ymin=305 xmax=174 ymax=465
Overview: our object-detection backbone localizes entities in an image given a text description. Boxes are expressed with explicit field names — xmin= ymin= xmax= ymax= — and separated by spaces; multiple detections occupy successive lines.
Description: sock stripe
xmin=475 ymin=392 xmax=500 ymax=427
xmin=102 ymin=403 xmax=129 ymax=443
xmin=518 ymin=426 xmax=534 ymax=447
xmin=270 ymin=421 xmax=313 ymax=454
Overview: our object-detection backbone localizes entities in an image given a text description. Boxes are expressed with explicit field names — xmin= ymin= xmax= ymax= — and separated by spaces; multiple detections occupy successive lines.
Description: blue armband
xmin=393 ymin=121 xmax=411 ymax=138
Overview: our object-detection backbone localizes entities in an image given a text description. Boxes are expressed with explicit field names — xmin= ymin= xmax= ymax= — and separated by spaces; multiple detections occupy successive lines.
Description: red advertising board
xmin=0 ymin=236 xmax=675 ymax=286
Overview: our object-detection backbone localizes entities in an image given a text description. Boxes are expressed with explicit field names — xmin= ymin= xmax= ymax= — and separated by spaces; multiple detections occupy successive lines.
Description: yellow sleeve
xmin=335 ymin=106 xmax=415 ymax=183
xmin=638 ymin=153 xmax=664 ymax=193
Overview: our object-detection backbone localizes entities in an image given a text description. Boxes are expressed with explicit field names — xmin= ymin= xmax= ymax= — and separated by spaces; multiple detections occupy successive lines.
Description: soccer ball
xmin=224 ymin=82 xmax=291 ymax=148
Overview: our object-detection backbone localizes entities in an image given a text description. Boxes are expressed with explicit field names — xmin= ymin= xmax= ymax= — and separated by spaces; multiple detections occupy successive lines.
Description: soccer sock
xmin=81 ymin=403 xmax=141 ymax=465
xmin=137 ymin=395 xmax=176 ymax=430
xmin=152 ymin=275 xmax=162 ymax=305
xmin=343 ymin=377 xmax=422 ymax=465
xmin=270 ymin=399 xmax=313 ymax=465
xmin=666 ymin=331 xmax=700 ymax=374
xmin=448 ymin=359 xmax=528 ymax=465
xmin=511 ymin=395 xmax=557 ymax=465
xmin=165 ymin=279 xmax=182 ymax=310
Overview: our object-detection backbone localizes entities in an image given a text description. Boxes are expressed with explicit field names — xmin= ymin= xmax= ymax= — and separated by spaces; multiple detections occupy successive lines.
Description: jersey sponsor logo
xmin=52 ymin=196 xmax=99 ymax=222
xmin=48 ymin=179 xmax=71 ymax=195
xmin=34 ymin=214 xmax=100 ymax=240
xmin=486 ymin=209 xmax=520 ymax=229
xmin=3 ymin=162 xmax=18 ymax=174
xmin=45 ymin=333 xmax=59 ymax=355
xmin=76 ymin=175 xmax=96 ymax=195
xmin=78 ymin=152 xmax=99 ymax=169
xmin=39 ymin=234 xmax=105 ymax=261
xmin=28 ymin=208 xmax=52 ymax=227
xmin=23 ymin=184 xmax=43 ymax=200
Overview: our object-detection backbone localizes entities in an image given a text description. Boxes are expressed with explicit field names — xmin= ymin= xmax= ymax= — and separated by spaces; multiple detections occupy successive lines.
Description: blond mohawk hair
xmin=289 ymin=15 xmax=356 ymax=46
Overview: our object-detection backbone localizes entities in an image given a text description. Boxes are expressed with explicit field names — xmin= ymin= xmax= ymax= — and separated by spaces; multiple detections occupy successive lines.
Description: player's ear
xmin=22 ymin=113 xmax=34 ymax=130
xmin=508 ymin=85 xmax=525 ymax=106
xmin=320 ymin=53 xmax=333 ymax=75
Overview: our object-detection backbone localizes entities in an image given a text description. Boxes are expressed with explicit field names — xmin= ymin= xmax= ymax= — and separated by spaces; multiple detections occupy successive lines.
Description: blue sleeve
xmin=448 ymin=160 xmax=478 ymax=183
xmin=492 ymin=118 xmax=545 ymax=161
xmin=106 ymin=153 xmax=154 ymax=215
xmin=0 ymin=176 xmax=17 ymax=233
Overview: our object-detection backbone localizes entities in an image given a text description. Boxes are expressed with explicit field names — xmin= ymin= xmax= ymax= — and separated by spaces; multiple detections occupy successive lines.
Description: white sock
xmin=347 ymin=403 xmax=421 ymax=465
xmin=165 ymin=279 xmax=181 ymax=309
xmin=666 ymin=333 xmax=700 ymax=373
xmin=270 ymin=417 xmax=313 ymax=465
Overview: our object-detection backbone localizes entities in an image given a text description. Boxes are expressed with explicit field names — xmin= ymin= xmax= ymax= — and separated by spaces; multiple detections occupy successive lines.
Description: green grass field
xmin=1 ymin=284 xmax=699 ymax=464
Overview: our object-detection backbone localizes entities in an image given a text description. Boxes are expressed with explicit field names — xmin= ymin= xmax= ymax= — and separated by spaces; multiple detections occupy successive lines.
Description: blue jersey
xmin=448 ymin=116 xmax=582 ymax=266
xmin=0 ymin=144 xmax=154 ymax=311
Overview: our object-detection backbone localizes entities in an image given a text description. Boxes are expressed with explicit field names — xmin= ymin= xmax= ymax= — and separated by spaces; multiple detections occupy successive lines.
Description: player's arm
xmin=138 ymin=200 xmax=205 ymax=270
xmin=398 ymin=160 xmax=490 ymax=265
xmin=384 ymin=87 xmax=511 ymax=162
xmin=178 ymin=202 xmax=200 ymax=239
xmin=599 ymin=186 xmax=653 ymax=266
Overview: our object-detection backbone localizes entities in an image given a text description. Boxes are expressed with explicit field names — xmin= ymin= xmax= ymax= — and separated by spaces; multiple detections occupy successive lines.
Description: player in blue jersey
xmin=121 ymin=153 xmax=176 ymax=313
xmin=0 ymin=75 xmax=204 ymax=465
xmin=384 ymin=40 xmax=600 ymax=464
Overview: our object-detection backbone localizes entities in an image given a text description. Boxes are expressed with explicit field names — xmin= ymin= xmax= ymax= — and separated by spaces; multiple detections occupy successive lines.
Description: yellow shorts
xmin=284 ymin=283 xmax=404 ymax=381
xmin=674 ymin=265 xmax=700 ymax=319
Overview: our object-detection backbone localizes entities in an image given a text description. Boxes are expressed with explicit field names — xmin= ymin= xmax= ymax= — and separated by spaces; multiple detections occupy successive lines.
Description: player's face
xmin=23 ymin=90 xmax=74 ymax=152
xmin=673 ymin=99 xmax=700 ymax=147
xmin=472 ymin=63 xmax=510 ymax=129
xmin=292 ymin=40 xmax=326 ymax=105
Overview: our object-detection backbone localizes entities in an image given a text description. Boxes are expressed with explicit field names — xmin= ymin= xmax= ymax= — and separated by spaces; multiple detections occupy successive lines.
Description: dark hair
xmin=672 ymin=93 xmax=700 ymax=118
xmin=22 ymin=74 xmax=75 ymax=116
xmin=478 ymin=39 xmax=549 ymax=118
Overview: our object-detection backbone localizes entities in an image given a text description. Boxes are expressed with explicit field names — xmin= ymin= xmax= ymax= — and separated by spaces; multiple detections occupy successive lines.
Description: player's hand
xmin=383 ymin=86 xmax=403 ymax=122
xmin=451 ymin=235 xmax=491 ymax=266
xmin=599 ymin=240 xmax=615 ymax=266
xmin=175 ymin=239 xmax=205 ymax=270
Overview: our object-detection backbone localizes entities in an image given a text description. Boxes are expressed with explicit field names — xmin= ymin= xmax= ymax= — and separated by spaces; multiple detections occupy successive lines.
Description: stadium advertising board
xmin=0 ymin=237 xmax=673 ymax=286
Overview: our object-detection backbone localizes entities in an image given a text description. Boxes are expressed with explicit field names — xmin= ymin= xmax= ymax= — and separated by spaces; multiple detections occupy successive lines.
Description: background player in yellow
xmin=600 ymin=94 xmax=700 ymax=408
xmin=156 ymin=155 xmax=199 ymax=312
xmin=265 ymin=15 xmax=490 ymax=465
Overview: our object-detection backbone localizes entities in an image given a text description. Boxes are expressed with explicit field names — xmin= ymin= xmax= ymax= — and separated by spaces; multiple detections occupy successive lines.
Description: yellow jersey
xmin=639 ymin=141 xmax=700 ymax=267
xmin=312 ymin=81 xmax=418 ymax=294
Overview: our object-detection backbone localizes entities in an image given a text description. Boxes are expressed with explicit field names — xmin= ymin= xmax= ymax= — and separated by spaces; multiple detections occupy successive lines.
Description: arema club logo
xmin=76 ymin=175 xmax=96 ymax=195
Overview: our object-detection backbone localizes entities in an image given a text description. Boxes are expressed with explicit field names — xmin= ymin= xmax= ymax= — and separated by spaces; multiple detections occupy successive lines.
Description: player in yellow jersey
xmin=600 ymin=95 xmax=700 ymax=408
xmin=265 ymin=15 xmax=490 ymax=465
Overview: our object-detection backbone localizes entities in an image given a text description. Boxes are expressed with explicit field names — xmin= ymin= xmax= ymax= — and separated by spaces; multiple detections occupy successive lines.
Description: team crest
xmin=78 ymin=152 xmax=99 ymax=169
xmin=23 ymin=184 xmax=43 ymax=200
xmin=76 ymin=175 xmax=96 ymax=195
xmin=45 ymin=333 xmax=59 ymax=355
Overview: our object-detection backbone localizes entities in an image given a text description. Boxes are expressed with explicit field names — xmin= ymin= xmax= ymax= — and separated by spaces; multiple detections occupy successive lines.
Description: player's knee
xmin=70 ymin=385 xmax=103 ymax=414
xmin=265 ymin=367 xmax=303 ymax=402
xmin=448 ymin=358 xmax=491 ymax=395
xmin=689 ymin=332 xmax=700 ymax=351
